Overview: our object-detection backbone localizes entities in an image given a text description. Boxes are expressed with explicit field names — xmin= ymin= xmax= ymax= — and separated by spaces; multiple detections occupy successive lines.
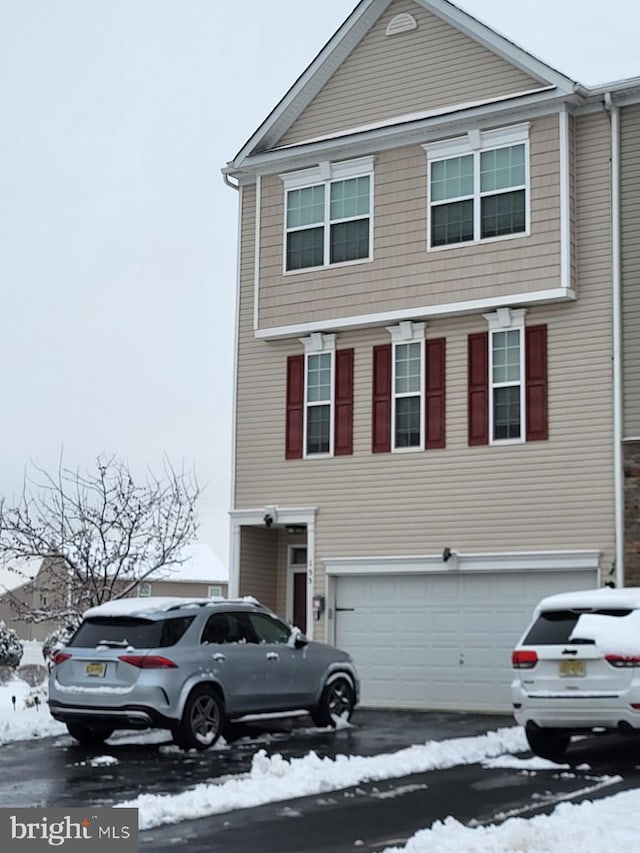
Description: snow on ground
xmin=119 ymin=726 xmax=528 ymax=829
xmin=381 ymin=791 xmax=640 ymax=852
xmin=1 ymin=641 xmax=639 ymax=850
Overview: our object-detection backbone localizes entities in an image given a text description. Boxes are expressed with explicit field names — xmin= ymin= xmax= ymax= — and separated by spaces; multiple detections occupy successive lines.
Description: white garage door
xmin=334 ymin=570 xmax=597 ymax=712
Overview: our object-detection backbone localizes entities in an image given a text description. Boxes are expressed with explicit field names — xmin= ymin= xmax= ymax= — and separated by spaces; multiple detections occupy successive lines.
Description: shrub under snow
xmin=0 ymin=621 xmax=23 ymax=668
xmin=42 ymin=615 xmax=82 ymax=664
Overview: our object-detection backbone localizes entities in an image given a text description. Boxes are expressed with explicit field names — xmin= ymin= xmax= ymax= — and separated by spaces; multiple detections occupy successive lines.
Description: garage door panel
xmin=335 ymin=570 xmax=597 ymax=711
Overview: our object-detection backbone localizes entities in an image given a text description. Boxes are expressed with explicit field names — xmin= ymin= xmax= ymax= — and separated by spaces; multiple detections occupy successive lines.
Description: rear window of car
xmin=523 ymin=609 xmax=632 ymax=645
xmin=67 ymin=616 xmax=195 ymax=649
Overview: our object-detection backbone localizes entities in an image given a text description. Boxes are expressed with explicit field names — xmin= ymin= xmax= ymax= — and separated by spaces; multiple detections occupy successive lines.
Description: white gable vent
xmin=385 ymin=13 xmax=417 ymax=36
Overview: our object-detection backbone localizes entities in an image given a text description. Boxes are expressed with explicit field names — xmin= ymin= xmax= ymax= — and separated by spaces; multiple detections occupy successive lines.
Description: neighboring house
xmin=0 ymin=558 xmax=66 ymax=642
xmin=133 ymin=544 xmax=229 ymax=600
xmin=222 ymin=0 xmax=636 ymax=711
xmin=0 ymin=545 xmax=228 ymax=641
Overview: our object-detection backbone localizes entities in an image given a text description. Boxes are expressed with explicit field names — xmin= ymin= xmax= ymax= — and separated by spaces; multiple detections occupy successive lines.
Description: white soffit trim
xmin=279 ymin=156 xmax=375 ymax=188
xmin=228 ymin=0 xmax=578 ymax=170
xmin=483 ymin=307 xmax=526 ymax=331
xmin=424 ymin=122 xmax=529 ymax=159
xmin=300 ymin=332 xmax=336 ymax=353
xmin=324 ymin=550 xmax=601 ymax=576
xmin=255 ymin=287 xmax=576 ymax=340
xmin=230 ymin=507 xmax=317 ymax=527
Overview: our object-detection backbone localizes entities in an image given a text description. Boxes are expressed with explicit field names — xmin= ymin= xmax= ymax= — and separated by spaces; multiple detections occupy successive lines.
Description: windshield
xmin=524 ymin=609 xmax=632 ymax=645
xmin=68 ymin=616 xmax=194 ymax=649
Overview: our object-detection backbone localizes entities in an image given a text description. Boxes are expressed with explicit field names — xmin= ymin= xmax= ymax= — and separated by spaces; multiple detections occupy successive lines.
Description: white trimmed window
xmin=388 ymin=322 xmax=425 ymax=450
xmin=424 ymin=124 xmax=529 ymax=248
xmin=301 ymin=333 xmax=335 ymax=456
xmin=281 ymin=157 xmax=374 ymax=271
xmin=485 ymin=308 xmax=526 ymax=442
xmin=137 ymin=582 xmax=151 ymax=598
xmin=208 ymin=585 xmax=223 ymax=598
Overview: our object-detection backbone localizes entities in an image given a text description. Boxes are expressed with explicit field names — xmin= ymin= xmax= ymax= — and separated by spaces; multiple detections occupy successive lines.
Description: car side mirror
xmin=294 ymin=635 xmax=308 ymax=649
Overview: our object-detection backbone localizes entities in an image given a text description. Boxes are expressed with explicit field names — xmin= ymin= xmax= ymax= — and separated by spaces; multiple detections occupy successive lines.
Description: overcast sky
xmin=1 ymin=0 xmax=638 ymax=563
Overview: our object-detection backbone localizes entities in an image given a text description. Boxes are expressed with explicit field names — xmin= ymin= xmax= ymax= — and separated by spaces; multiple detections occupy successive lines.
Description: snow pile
xmin=120 ymin=727 xmax=527 ymax=829
xmin=381 ymin=789 xmax=640 ymax=852
xmin=0 ymin=672 xmax=65 ymax=744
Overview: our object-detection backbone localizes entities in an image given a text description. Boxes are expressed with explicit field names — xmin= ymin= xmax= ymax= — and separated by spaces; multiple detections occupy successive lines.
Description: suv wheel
xmin=66 ymin=722 xmax=114 ymax=746
xmin=311 ymin=675 xmax=355 ymax=728
xmin=173 ymin=686 xmax=224 ymax=750
xmin=525 ymin=724 xmax=570 ymax=762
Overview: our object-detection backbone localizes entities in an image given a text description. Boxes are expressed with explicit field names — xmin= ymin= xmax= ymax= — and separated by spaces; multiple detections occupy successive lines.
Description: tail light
xmin=605 ymin=654 xmax=640 ymax=668
xmin=512 ymin=649 xmax=538 ymax=669
xmin=118 ymin=654 xmax=177 ymax=669
xmin=52 ymin=652 xmax=72 ymax=665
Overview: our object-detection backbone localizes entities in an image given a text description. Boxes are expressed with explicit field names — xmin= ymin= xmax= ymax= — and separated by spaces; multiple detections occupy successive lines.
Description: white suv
xmin=511 ymin=587 xmax=640 ymax=762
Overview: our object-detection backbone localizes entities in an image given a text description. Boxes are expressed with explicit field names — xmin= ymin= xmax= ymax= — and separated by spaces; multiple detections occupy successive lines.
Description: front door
xmin=293 ymin=571 xmax=307 ymax=634
xmin=289 ymin=546 xmax=308 ymax=634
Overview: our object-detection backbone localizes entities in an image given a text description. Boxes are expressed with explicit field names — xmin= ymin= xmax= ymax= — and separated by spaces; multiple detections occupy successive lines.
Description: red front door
xmin=293 ymin=571 xmax=307 ymax=634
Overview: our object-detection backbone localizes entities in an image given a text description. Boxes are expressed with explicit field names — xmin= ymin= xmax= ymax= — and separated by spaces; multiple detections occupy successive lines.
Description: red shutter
xmin=526 ymin=324 xmax=548 ymax=441
xmin=372 ymin=344 xmax=391 ymax=453
xmin=426 ymin=338 xmax=446 ymax=449
xmin=285 ymin=354 xmax=304 ymax=459
xmin=334 ymin=348 xmax=354 ymax=456
xmin=468 ymin=332 xmax=489 ymax=446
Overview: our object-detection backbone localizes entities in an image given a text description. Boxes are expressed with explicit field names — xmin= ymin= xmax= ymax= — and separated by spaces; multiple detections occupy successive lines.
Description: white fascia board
xmin=324 ymin=550 xmax=601 ymax=576
xmin=254 ymin=287 xmax=576 ymax=341
xmin=225 ymin=89 xmax=569 ymax=181
xmin=586 ymin=76 xmax=640 ymax=98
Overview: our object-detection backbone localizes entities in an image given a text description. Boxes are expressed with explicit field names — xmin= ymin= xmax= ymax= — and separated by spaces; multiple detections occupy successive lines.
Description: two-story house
xmin=222 ymin=0 xmax=634 ymax=712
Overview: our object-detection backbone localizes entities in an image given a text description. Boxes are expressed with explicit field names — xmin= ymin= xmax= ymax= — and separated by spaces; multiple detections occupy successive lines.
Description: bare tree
xmin=0 ymin=454 xmax=201 ymax=623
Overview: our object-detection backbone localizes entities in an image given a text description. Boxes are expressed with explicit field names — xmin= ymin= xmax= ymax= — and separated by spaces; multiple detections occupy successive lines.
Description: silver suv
xmin=48 ymin=596 xmax=359 ymax=749
xmin=511 ymin=587 xmax=640 ymax=762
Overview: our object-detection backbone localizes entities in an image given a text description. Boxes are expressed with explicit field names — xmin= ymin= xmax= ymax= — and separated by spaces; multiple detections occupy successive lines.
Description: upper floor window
xmin=389 ymin=323 xmax=425 ymax=450
xmin=373 ymin=323 xmax=446 ymax=454
xmin=491 ymin=326 xmax=523 ymax=440
xmin=286 ymin=333 xmax=354 ymax=460
xmin=468 ymin=308 xmax=548 ymax=446
xmin=280 ymin=157 xmax=374 ymax=272
xmin=306 ymin=350 xmax=333 ymax=454
xmin=424 ymin=124 xmax=529 ymax=249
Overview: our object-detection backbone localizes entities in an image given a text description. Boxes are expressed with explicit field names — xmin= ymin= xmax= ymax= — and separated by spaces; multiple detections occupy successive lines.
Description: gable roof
xmin=0 ymin=559 xmax=42 ymax=594
xmin=226 ymin=0 xmax=580 ymax=173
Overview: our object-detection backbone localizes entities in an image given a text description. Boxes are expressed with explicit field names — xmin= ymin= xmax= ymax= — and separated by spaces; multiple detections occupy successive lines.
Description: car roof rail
xmin=163 ymin=595 xmax=267 ymax=612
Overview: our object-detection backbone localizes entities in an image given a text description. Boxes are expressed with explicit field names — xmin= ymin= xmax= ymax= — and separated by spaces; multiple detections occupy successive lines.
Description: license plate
xmin=85 ymin=662 xmax=106 ymax=678
xmin=559 ymin=660 xmax=586 ymax=678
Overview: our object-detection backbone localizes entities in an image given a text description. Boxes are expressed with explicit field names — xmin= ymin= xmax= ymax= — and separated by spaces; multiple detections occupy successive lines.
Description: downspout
xmin=223 ymin=169 xmax=241 ymax=596
xmin=604 ymin=92 xmax=625 ymax=588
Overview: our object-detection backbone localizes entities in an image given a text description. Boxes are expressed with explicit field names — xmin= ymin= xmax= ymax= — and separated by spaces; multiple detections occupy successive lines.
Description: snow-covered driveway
xmin=2 ymin=664 xmax=640 ymax=852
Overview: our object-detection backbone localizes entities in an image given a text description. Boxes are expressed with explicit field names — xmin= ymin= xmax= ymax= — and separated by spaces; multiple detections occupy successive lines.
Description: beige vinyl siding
xmin=258 ymin=115 xmax=561 ymax=329
xmin=621 ymin=103 xmax=640 ymax=436
xmin=149 ymin=581 xmax=228 ymax=599
xmin=234 ymin=112 xmax=613 ymax=575
xmin=279 ymin=0 xmax=542 ymax=147
xmin=238 ymin=527 xmax=279 ymax=612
